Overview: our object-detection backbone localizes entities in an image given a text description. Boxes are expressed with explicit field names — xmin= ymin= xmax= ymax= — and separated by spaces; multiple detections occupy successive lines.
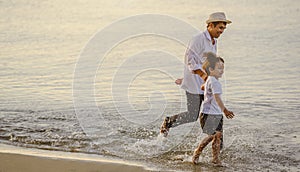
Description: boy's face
xmin=210 ymin=61 xmax=224 ymax=79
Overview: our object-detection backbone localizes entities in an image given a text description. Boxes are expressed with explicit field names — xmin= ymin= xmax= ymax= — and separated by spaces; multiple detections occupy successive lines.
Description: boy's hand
xmin=223 ymin=108 xmax=234 ymax=119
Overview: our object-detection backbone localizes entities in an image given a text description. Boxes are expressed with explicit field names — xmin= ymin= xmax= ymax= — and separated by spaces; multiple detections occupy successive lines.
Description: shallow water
xmin=1 ymin=0 xmax=300 ymax=171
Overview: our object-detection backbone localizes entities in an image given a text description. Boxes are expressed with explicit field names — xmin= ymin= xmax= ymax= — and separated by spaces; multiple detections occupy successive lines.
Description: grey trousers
xmin=170 ymin=91 xmax=204 ymax=127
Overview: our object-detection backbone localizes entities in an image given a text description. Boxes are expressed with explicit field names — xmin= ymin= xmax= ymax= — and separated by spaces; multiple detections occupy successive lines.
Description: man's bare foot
xmin=160 ymin=117 xmax=172 ymax=137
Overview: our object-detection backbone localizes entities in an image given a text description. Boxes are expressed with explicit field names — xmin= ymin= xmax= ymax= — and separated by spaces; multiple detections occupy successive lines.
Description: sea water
xmin=0 ymin=0 xmax=299 ymax=171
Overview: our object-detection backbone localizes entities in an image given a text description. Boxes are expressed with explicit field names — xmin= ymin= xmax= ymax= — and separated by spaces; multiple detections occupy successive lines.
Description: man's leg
xmin=171 ymin=92 xmax=203 ymax=127
xmin=160 ymin=91 xmax=203 ymax=136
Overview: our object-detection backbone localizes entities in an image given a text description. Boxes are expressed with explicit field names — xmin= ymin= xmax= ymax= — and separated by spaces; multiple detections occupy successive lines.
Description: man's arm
xmin=193 ymin=69 xmax=208 ymax=81
xmin=186 ymin=35 xmax=206 ymax=77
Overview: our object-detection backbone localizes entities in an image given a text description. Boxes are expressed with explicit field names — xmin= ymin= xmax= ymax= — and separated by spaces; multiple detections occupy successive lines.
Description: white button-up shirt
xmin=181 ymin=30 xmax=217 ymax=94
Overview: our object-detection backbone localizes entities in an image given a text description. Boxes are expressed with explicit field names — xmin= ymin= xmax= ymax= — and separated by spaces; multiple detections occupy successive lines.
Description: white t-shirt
xmin=181 ymin=30 xmax=217 ymax=94
xmin=200 ymin=76 xmax=223 ymax=115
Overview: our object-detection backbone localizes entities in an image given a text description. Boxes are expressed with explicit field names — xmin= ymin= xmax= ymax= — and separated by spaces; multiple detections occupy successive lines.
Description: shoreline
xmin=0 ymin=143 xmax=151 ymax=172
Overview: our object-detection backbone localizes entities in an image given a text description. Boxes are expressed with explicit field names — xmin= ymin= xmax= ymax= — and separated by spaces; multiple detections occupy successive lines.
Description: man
xmin=160 ymin=12 xmax=232 ymax=137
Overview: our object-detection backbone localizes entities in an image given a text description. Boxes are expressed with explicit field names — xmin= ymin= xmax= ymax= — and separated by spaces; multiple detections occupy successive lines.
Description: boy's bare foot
xmin=192 ymin=150 xmax=200 ymax=164
xmin=211 ymin=159 xmax=222 ymax=166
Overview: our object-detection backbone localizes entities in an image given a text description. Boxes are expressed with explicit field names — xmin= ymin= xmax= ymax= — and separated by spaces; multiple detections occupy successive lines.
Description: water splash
xmin=124 ymin=133 xmax=178 ymax=158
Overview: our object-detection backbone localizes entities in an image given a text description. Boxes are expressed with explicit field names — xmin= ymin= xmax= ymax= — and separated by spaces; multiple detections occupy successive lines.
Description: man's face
xmin=209 ymin=22 xmax=227 ymax=38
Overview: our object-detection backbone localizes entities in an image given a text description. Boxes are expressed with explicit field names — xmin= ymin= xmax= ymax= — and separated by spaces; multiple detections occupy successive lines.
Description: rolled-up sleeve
xmin=185 ymin=36 xmax=204 ymax=72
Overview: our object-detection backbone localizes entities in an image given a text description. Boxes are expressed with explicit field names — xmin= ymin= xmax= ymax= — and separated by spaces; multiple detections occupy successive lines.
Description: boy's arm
xmin=214 ymin=94 xmax=234 ymax=119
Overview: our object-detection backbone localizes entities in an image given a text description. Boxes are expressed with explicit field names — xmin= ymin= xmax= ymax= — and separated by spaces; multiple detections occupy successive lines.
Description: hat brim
xmin=206 ymin=19 xmax=232 ymax=24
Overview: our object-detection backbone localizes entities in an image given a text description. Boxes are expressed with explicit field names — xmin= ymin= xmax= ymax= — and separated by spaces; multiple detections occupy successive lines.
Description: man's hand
xmin=175 ymin=78 xmax=183 ymax=85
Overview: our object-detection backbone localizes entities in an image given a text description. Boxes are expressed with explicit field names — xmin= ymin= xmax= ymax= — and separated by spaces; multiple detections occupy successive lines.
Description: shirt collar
xmin=204 ymin=29 xmax=217 ymax=44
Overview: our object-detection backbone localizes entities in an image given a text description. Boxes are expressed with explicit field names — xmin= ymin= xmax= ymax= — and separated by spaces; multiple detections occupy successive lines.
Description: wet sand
xmin=0 ymin=143 xmax=150 ymax=172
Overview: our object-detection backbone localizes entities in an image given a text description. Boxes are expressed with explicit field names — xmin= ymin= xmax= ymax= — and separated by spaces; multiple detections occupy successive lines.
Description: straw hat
xmin=206 ymin=12 xmax=232 ymax=24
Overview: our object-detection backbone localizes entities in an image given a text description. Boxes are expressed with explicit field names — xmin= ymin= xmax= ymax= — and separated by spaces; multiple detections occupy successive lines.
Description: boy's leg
xmin=192 ymin=135 xmax=213 ymax=164
xmin=211 ymin=131 xmax=222 ymax=165
xmin=160 ymin=92 xmax=203 ymax=136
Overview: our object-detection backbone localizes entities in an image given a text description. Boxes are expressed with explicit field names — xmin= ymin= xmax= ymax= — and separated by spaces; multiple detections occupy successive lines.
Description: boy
xmin=192 ymin=52 xmax=234 ymax=165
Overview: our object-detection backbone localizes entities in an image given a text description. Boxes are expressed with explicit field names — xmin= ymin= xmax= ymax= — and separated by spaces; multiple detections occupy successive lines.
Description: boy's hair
xmin=202 ymin=52 xmax=224 ymax=76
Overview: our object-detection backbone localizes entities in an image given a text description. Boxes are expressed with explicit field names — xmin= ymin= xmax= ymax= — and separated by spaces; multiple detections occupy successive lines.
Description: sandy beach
xmin=0 ymin=143 xmax=150 ymax=172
